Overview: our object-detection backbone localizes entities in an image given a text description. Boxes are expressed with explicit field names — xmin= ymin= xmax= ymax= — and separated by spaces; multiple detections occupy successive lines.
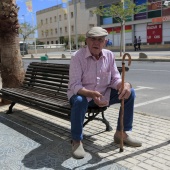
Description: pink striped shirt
xmin=67 ymin=46 xmax=121 ymax=102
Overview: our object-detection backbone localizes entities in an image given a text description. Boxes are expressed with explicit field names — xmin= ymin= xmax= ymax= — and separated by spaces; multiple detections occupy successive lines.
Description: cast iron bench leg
xmin=6 ymin=102 xmax=16 ymax=114
xmin=101 ymin=111 xmax=113 ymax=131
xmin=83 ymin=110 xmax=112 ymax=131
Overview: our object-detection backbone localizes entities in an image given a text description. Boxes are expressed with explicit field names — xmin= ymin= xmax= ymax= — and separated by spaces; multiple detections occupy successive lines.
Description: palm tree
xmin=0 ymin=0 xmax=25 ymax=89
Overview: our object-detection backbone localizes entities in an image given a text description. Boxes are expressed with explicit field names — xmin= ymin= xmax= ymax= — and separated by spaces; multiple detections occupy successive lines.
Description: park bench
xmin=0 ymin=62 xmax=128 ymax=131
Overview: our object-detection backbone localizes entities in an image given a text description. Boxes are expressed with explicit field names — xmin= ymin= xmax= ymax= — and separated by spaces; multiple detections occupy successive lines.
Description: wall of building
xmin=85 ymin=0 xmax=119 ymax=8
xmin=100 ymin=0 xmax=170 ymax=46
xmin=36 ymin=0 xmax=97 ymax=46
xmin=36 ymin=0 xmax=170 ymax=47
xmin=163 ymin=21 xmax=170 ymax=43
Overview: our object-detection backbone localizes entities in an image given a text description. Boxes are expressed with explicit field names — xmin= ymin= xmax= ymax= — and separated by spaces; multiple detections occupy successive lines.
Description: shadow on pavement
xmin=3 ymin=106 xmax=169 ymax=169
xmin=0 ymin=109 xmax=108 ymax=169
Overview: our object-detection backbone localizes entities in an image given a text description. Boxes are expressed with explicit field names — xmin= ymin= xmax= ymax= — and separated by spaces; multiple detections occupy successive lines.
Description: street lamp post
xmin=31 ymin=12 xmax=37 ymax=56
xmin=67 ymin=0 xmax=71 ymax=54
xmin=57 ymin=0 xmax=60 ymax=44
xmin=121 ymin=0 xmax=125 ymax=54
xmin=74 ymin=0 xmax=78 ymax=50
xmin=45 ymin=30 xmax=48 ymax=56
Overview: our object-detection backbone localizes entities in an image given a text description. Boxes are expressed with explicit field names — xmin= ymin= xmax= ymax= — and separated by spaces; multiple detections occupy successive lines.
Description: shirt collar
xmin=85 ymin=46 xmax=107 ymax=59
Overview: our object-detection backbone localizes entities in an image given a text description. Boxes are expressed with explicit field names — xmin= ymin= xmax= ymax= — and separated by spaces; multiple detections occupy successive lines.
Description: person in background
xmin=134 ymin=36 xmax=138 ymax=51
xmin=68 ymin=27 xmax=142 ymax=159
xmin=137 ymin=36 xmax=141 ymax=50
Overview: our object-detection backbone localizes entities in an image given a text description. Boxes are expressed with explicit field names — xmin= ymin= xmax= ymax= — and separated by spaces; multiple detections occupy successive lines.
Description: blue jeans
xmin=69 ymin=88 xmax=135 ymax=141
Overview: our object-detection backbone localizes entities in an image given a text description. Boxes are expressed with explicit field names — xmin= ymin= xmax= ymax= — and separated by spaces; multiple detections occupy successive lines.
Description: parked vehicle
xmin=163 ymin=0 xmax=170 ymax=7
xmin=19 ymin=42 xmax=28 ymax=55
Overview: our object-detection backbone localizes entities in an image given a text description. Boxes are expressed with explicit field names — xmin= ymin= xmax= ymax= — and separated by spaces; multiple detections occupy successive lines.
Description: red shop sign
xmin=147 ymin=24 xmax=162 ymax=43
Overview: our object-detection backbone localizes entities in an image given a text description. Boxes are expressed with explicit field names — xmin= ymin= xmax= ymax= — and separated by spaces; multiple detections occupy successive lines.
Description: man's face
xmin=86 ymin=37 xmax=106 ymax=57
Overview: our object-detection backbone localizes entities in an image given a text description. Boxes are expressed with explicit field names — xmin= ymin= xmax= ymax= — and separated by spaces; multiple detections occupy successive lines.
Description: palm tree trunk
xmin=0 ymin=36 xmax=25 ymax=88
xmin=0 ymin=0 xmax=25 ymax=88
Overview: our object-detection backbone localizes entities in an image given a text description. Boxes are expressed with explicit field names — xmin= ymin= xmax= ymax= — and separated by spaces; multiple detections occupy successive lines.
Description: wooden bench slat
xmin=1 ymin=88 xmax=69 ymax=107
xmin=22 ymin=82 xmax=68 ymax=92
xmin=20 ymin=86 xmax=68 ymax=99
xmin=25 ymin=73 xmax=69 ymax=80
xmin=24 ymin=76 xmax=69 ymax=84
xmin=23 ymin=78 xmax=68 ymax=88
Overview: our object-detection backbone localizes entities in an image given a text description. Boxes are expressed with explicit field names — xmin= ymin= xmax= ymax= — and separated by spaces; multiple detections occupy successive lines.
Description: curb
xmin=115 ymin=58 xmax=170 ymax=62
xmin=22 ymin=57 xmax=170 ymax=62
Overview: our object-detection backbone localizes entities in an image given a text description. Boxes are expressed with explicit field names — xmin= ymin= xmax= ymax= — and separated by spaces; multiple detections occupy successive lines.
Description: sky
xmin=16 ymin=0 xmax=63 ymax=26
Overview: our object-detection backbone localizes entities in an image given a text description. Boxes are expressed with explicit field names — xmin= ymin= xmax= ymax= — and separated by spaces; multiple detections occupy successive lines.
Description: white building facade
xmin=36 ymin=0 xmax=170 ymax=48
xmin=36 ymin=0 xmax=97 ymax=46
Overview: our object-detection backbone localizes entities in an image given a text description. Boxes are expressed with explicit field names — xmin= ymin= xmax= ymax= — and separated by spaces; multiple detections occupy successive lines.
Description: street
xmin=117 ymin=61 xmax=170 ymax=119
xmin=23 ymin=59 xmax=170 ymax=119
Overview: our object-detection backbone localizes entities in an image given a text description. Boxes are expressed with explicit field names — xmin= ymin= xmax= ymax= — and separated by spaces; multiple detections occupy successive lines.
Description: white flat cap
xmin=86 ymin=27 xmax=108 ymax=37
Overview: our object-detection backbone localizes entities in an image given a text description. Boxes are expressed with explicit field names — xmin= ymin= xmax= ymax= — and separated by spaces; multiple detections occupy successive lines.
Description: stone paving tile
xmin=0 ymin=103 xmax=170 ymax=169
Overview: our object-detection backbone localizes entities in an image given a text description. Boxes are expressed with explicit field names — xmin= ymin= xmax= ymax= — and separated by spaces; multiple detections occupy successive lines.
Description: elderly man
xmin=67 ymin=27 xmax=142 ymax=159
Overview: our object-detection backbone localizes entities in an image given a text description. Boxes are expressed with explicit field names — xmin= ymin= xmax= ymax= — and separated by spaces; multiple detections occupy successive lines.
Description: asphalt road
xmin=23 ymin=59 xmax=170 ymax=119
xmin=116 ymin=60 xmax=170 ymax=119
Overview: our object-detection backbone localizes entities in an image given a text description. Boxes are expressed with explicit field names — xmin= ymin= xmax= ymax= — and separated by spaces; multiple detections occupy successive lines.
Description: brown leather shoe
xmin=114 ymin=135 xmax=142 ymax=147
xmin=71 ymin=140 xmax=86 ymax=159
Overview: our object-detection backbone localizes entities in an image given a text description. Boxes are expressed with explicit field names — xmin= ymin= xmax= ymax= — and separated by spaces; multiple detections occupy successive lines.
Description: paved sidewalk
xmin=0 ymin=104 xmax=170 ymax=169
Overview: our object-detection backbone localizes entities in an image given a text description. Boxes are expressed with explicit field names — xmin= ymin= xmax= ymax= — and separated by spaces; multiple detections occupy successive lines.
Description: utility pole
xmin=57 ymin=0 xmax=60 ymax=44
xmin=32 ymin=12 xmax=37 ymax=56
xmin=67 ymin=0 xmax=71 ymax=54
xmin=45 ymin=30 xmax=48 ymax=56
xmin=74 ymin=0 xmax=78 ymax=49
xmin=122 ymin=0 xmax=125 ymax=54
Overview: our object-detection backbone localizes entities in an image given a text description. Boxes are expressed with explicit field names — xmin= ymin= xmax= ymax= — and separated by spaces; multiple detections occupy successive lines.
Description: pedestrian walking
xmin=134 ymin=36 xmax=137 ymax=51
xmin=137 ymin=36 xmax=141 ymax=50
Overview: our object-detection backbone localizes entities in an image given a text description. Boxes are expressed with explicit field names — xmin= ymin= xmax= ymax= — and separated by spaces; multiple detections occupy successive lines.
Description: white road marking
xmin=134 ymin=96 xmax=170 ymax=108
xmin=135 ymin=86 xmax=154 ymax=91
xmin=131 ymin=69 xmax=170 ymax=73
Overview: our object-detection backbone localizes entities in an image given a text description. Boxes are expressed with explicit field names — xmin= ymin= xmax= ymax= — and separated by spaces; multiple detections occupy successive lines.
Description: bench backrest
xmin=23 ymin=62 xmax=69 ymax=98
xmin=23 ymin=62 xmax=128 ymax=97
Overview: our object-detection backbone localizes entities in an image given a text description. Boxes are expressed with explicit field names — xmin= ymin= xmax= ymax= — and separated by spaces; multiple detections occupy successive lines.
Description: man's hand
xmin=91 ymin=91 xmax=108 ymax=107
xmin=77 ymin=88 xmax=108 ymax=107
xmin=118 ymin=82 xmax=131 ymax=100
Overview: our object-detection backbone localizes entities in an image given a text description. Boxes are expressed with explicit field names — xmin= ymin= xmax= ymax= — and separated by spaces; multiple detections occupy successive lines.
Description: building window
xmin=71 ymin=12 xmax=73 ymax=18
xmin=64 ymin=14 xmax=67 ymax=20
xmin=71 ymin=25 xmax=74 ymax=32
xmin=54 ymin=16 xmax=57 ymax=22
xmin=41 ymin=20 xmax=43 ymax=25
xmin=45 ymin=30 xmax=49 ymax=36
xmin=89 ymin=24 xmax=94 ymax=29
xmin=51 ymin=41 xmax=53 ymax=44
xmin=41 ymin=31 xmax=44 ymax=36
xmin=56 ymin=40 xmax=58 ymax=44
xmin=47 ymin=41 xmax=49 ymax=44
xmin=89 ymin=11 xmax=93 ymax=17
xmin=50 ymin=17 xmax=52 ymax=23
xmin=65 ymin=26 xmax=67 ymax=33
xmin=55 ymin=28 xmax=57 ymax=34
xmin=59 ymin=15 xmax=61 ymax=21
xmin=46 ymin=18 xmax=48 ymax=24
xmin=51 ymin=29 xmax=53 ymax=35
xmin=60 ymin=27 xmax=62 ymax=34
